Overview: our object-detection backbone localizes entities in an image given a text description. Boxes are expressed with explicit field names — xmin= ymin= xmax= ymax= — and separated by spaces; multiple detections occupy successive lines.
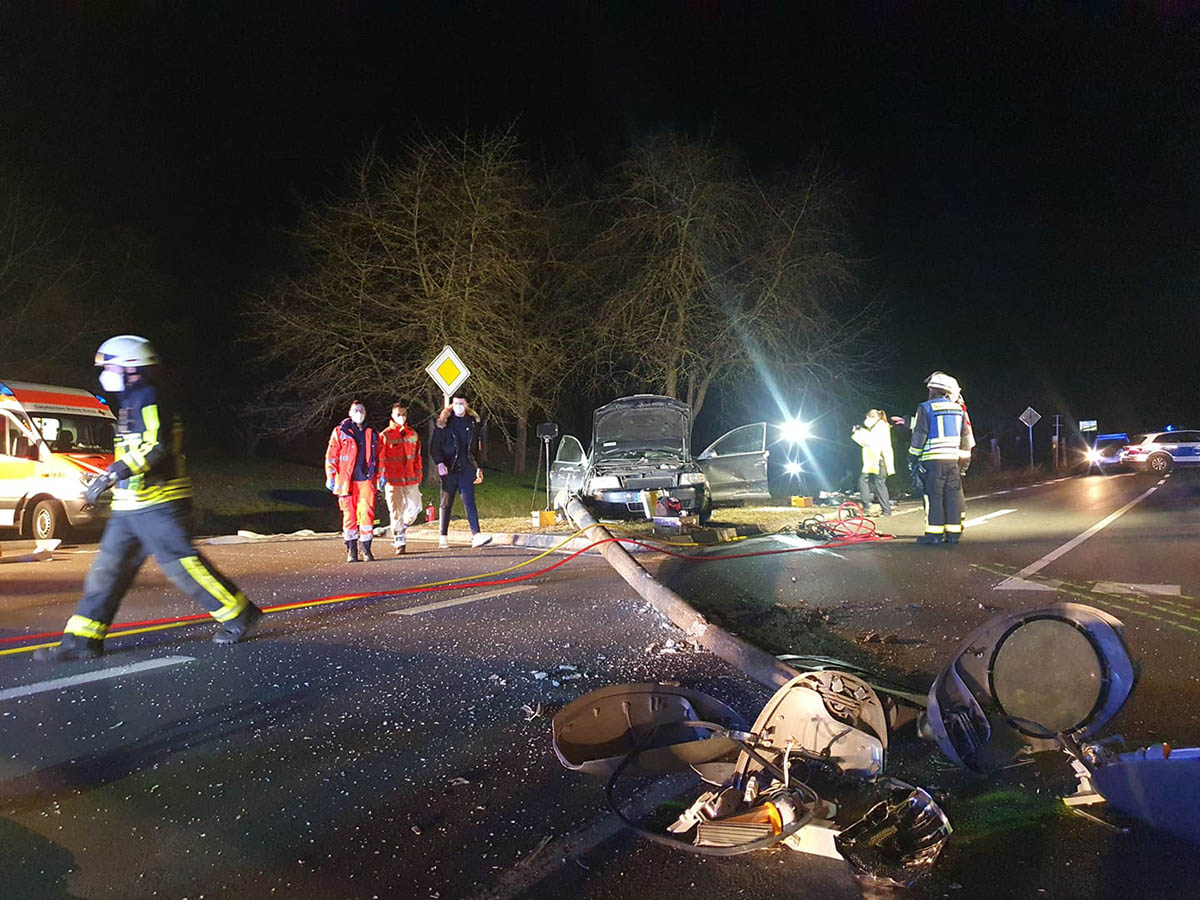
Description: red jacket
xmin=378 ymin=422 xmax=423 ymax=486
xmin=325 ymin=419 xmax=380 ymax=496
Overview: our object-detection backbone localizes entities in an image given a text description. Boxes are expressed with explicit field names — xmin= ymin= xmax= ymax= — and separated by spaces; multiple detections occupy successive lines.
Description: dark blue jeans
xmin=439 ymin=468 xmax=480 ymax=535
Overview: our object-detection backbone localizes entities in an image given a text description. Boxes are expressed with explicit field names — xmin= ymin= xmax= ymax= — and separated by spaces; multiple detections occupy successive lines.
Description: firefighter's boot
xmin=944 ymin=533 xmax=961 ymax=546
xmin=33 ymin=633 xmax=104 ymax=663
xmin=213 ymin=603 xmax=263 ymax=645
xmin=917 ymin=534 xmax=943 ymax=546
xmin=360 ymin=540 xmax=375 ymax=562
xmin=346 ymin=540 xmax=359 ymax=563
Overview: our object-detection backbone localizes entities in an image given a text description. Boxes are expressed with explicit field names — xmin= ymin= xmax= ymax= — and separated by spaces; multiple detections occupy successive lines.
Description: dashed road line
xmin=0 ymin=656 xmax=194 ymax=702
xmin=388 ymin=585 xmax=531 ymax=616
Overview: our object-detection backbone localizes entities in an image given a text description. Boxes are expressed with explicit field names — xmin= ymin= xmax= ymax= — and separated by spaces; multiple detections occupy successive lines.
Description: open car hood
xmin=592 ymin=395 xmax=690 ymax=459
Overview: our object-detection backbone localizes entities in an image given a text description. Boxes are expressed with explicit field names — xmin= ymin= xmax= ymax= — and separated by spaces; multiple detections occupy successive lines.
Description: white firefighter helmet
xmin=924 ymin=371 xmax=959 ymax=396
xmin=94 ymin=335 xmax=159 ymax=369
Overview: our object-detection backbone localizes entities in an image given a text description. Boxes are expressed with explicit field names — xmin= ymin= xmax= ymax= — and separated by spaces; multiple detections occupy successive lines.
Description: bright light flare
xmin=780 ymin=419 xmax=811 ymax=444
xmin=1085 ymin=449 xmax=1102 ymax=463
xmin=784 ymin=462 xmax=804 ymax=476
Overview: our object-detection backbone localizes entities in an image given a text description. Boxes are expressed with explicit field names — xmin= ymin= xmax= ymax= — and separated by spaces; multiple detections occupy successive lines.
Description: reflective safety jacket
xmin=852 ymin=420 xmax=895 ymax=475
xmin=111 ymin=382 xmax=192 ymax=511
xmin=325 ymin=418 xmax=380 ymax=496
xmin=378 ymin=422 xmax=423 ymax=486
xmin=909 ymin=397 xmax=974 ymax=463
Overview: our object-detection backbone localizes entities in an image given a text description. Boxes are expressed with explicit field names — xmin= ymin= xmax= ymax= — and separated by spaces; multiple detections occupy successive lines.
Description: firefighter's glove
xmin=84 ymin=471 xmax=117 ymax=506
xmin=908 ymin=457 xmax=925 ymax=494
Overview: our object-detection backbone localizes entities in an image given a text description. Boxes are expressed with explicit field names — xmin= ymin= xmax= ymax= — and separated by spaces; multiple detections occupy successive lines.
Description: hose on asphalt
xmin=2 ymin=518 xmax=892 ymax=655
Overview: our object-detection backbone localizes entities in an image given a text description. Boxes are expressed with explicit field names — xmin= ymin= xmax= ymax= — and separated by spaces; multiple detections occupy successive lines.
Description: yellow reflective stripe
xmin=908 ymin=446 xmax=922 ymax=456
xmin=925 ymin=525 xmax=946 ymax=534
xmin=65 ymin=615 xmax=108 ymax=640
xmin=112 ymin=478 xmax=193 ymax=510
xmin=929 ymin=401 xmax=959 ymax=411
xmin=946 ymin=524 xmax=963 ymax=533
xmin=123 ymin=448 xmax=148 ymax=473
xmin=179 ymin=556 xmax=247 ymax=621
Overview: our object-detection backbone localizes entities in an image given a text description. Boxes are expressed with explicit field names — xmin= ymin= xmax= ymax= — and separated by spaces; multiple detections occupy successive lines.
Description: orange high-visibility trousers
xmin=338 ymin=480 xmax=377 ymax=541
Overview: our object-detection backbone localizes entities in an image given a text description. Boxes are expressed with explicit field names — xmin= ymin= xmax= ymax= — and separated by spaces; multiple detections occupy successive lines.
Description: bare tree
xmin=244 ymin=128 xmax=567 ymax=472
xmin=0 ymin=177 xmax=101 ymax=382
xmin=582 ymin=133 xmax=874 ymax=419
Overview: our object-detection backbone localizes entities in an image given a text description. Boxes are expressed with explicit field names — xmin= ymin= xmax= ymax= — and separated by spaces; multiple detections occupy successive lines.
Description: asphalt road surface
xmin=1 ymin=468 xmax=1197 ymax=899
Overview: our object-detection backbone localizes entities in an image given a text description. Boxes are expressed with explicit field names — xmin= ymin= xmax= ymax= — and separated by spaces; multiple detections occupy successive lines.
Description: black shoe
xmin=346 ymin=540 xmax=359 ymax=563
xmin=33 ymin=635 xmax=103 ymax=663
xmin=213 ymin=603 xmax=262 ymax=644
xmin=360 ymin=541 xmax=375 ymax=562
xmin=916 ymin=534 xmax=943 ymax=546
xmin=945 ymin=533 xmax=961 ymax=545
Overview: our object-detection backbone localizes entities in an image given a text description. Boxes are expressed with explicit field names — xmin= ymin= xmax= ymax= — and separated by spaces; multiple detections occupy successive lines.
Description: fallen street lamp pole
xmin=563 ymin=495 xmax=800 ymax=691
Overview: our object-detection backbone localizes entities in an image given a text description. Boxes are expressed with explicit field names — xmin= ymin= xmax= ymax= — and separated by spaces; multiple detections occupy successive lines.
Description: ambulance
xmin=0 ymin=381 xmax=116 ymax=539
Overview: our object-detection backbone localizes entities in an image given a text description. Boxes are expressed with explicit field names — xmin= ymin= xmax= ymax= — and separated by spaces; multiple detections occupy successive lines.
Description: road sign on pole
xmin=425 ymin=345 xmax=471 ymax=407
xmin=1019 ymin=406 xmax=1041 ymax=467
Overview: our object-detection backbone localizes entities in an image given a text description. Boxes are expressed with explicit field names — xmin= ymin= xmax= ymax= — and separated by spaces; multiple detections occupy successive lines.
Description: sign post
xmin=1019 ymin=406 xmax=1041 ymax=468
xmin=424 ymin=345 xmax=472 ymax=409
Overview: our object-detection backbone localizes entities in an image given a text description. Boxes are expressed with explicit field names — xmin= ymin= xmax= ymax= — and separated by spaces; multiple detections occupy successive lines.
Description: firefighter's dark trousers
xmin=922 ymin=460 xmax=963 ymax=537
xmin=64 ymin=502 xmax=250 ymax=643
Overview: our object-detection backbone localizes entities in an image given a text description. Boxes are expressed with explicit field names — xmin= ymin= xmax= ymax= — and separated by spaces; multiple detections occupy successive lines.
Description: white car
xmin=1119 ymin=429 xmax=1200 ymax=474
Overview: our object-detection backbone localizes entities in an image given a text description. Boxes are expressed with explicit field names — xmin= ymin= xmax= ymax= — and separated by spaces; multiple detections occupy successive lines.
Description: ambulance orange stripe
xmin=7 ymin=389 xmax=108 ymax=411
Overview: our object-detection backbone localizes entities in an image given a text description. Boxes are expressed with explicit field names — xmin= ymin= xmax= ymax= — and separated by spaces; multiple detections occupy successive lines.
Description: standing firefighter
xmin=325 ymin=400 xmax=381 ymax=562
xmin=35 ymin=336 xmax=262 ymax=662
xmin=909 ymin=371 xmax=974 ymax=545
xmin=378 ymin=403 xmax=423 ymax=555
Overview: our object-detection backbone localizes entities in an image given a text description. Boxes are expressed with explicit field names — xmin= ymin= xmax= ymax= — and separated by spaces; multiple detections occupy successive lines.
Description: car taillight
xmin=1124 ymin=445 xmax=1144 ymax=454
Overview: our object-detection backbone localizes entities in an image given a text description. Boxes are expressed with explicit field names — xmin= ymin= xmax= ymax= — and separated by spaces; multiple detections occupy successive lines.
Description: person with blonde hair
xmin=851 ymin=408 xmax=894 ymax=516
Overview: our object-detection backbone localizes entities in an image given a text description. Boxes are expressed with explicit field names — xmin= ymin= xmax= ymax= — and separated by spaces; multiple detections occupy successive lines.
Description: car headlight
xmin=1085 ymin=450 xmax=1102 ymax=463
xmin=679 ymin=472 xmax=707 ymax=485
xmin=589 ymin=475 xmax=621 ymax=491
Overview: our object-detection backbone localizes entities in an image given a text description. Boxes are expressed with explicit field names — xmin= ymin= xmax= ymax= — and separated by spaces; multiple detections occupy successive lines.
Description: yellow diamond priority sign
xmin=425 ymin=345 xmax=471 ymax=397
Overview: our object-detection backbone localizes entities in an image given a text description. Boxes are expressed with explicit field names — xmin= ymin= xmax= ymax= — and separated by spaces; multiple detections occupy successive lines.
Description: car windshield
xmin=30 ymin=414 xmax=115 ymax=453
xmin=1093 ymin=438 xmax=1125 ymax=452
xmin=1130 ymin=434 xmax=1147 ymax=445
xmin=593 ymin=406 xmax=687 ymax=458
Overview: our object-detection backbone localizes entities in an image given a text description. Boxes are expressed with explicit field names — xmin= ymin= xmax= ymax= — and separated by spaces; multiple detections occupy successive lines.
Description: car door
xmin=548 ymin=435 xmax=588 ymax=506
xmin=0 ymin=410 xmax=39 ymax=528
xmin=696 ymin=422 xmax=769 ymax=504
xmin=1172 ymin=431 xmax=1200 ymax=464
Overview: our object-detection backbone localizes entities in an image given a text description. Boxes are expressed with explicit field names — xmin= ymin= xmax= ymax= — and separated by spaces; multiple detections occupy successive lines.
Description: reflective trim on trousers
xmin=179 ymin=556 xmax=248 ymax=621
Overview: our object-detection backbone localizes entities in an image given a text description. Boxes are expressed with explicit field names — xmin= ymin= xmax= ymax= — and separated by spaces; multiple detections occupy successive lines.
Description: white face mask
xmin=98 ymin=369 xmax=125 ymax=393
xmin=451 ymin=401 xmax=467 ymax=417
xmin=392 ymin=414 xmax=406 ymax=427
xmin=349 ymin=408 xmax=366 ymax=425
xmin=864 ymin=416 xmax=878 ymax=428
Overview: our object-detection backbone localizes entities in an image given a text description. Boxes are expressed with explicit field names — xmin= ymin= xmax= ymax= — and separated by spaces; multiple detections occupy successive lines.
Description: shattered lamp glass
xmin=834 ymin=785 xmax=952 ymax=888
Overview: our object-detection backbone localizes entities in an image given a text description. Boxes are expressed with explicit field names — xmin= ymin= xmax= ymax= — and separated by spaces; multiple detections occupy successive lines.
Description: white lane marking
xmin=999 ymin=577 xmax=1060 ymax=591
xmin=964 ymin=509 xmax=1017 ymax=528
xmin=1094 ymin=582 xmax=1181 ymax=596
xmin=388 ymin=585 xmax=531 ymax=616
xmin=0 ymin=656 xmax=194 ymax=702
xmin=995 ymin=480 xmax=1164 ymax=590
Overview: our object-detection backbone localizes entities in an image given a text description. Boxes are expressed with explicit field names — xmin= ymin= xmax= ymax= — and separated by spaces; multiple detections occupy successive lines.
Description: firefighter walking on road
xmin=909 ymin=371 xmax=974 ymax=545
xmin=326 ymin=400 xmax=381 ymax=562
xmin=35 ymin=336 xmax=262 ymax=662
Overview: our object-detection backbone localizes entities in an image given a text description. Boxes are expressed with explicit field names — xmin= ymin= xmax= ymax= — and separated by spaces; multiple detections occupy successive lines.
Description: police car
xmin=1119 ymin=428 xmax=1200 ymax=474
xmin=1084 ymin=433 xmax=1128 ymax=474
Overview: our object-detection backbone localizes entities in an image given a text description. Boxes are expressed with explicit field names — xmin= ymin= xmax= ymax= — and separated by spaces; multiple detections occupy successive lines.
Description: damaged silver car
xmin=549 ymin=395 xmax=771 ymax=522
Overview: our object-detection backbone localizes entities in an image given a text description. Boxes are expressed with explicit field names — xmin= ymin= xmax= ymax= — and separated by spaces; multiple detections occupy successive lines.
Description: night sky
xmin=3 ymin=1 xmax=1198 ymax=448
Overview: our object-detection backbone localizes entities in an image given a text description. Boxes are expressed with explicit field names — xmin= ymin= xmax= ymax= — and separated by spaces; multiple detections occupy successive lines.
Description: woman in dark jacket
xmin=428 ymin=393 xmax=492 ymax=548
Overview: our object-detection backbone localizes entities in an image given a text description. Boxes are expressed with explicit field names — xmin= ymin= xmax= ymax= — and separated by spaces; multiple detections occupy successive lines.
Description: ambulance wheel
xmin=31 ymin=500 xmax=64 ymax=541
